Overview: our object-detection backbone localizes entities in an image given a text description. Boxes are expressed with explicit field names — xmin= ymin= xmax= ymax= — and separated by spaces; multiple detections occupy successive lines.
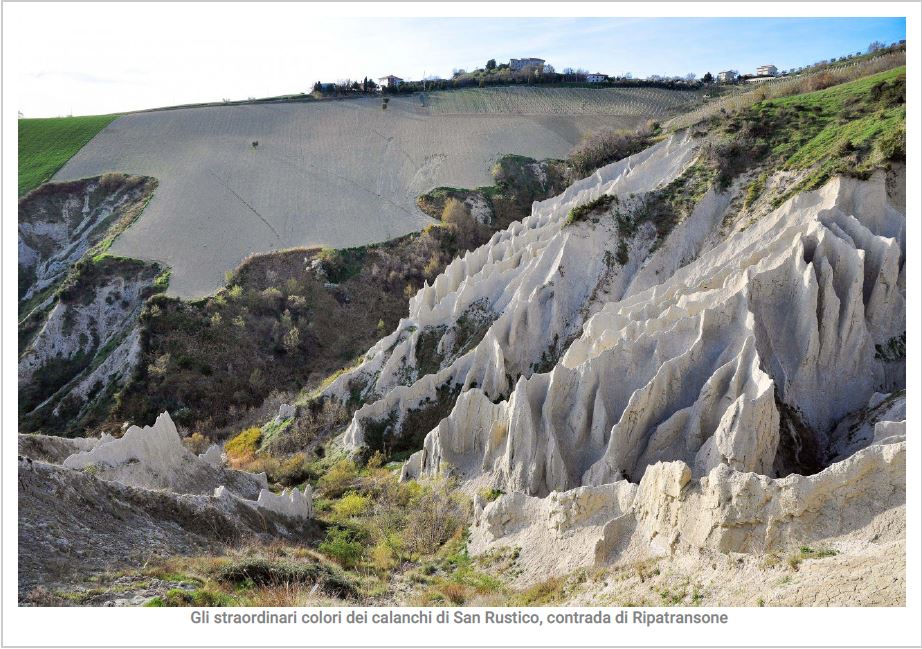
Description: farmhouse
xmin=378 ymin=75 xmax=404 ymax=89
xmin=756 ymin=64 xmax=778 ymax=77
xmin=509 ymin=58 xmax=545 ymax=72
xmin=717 ymin=70 xmax=738 ymax=83
xmin=586 ymin=73 xmax=609 ymax=83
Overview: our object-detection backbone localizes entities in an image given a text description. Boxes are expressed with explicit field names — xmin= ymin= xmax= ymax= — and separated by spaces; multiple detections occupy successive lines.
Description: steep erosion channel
xmin=18 ymin=175 xmax=167 ymax=434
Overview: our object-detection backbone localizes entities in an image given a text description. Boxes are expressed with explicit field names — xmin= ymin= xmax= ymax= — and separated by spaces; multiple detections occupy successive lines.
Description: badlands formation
xmin=53 ymin=89 xmax=701 ymax=297
xmin=18 ymin=413 xmax=315 ymax=596
xmin=18 ymin=175 xmax=164 ymax=435
xmin=322 ymin=131 xmax=906 ymax=589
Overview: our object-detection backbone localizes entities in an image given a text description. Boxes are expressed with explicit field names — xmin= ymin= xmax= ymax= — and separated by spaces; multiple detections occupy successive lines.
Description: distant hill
xmin=52 ymin=87 xmax=704 ymax=297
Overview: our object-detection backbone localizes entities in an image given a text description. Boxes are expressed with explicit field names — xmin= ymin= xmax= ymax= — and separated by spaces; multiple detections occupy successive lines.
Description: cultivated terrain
xmin=53 ymin=88 xmax=705 ymax=297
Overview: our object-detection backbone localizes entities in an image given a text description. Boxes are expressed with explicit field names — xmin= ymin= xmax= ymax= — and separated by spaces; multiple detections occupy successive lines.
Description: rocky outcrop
xmin=275 ymin=403 xmax=297 ymax=423
xmin=256 ymin=486 xmax=313 ymax=520
xmin=630 ymin=441 xmax=905 ymax=557
xmin=18 ymin=456 xmax=319 ymax=597
xmin=469 ymin=439 xmax=904 ymax=583
xmin=18 ymin=175 xmax=165 ymax=435
xmin=400 ymin=174 xmax=904 ymax=497
xmin=326 ymin=131 xmax=702 ymax=453
xmin=199 ymin=444 xmax=224 ymax=467
xmin=826 ymin=391 xmax=906 ymax=463
xmin=18 ymin=432 xmax=110 ymax=464
xmin=18 ymin=174 xmax=157 ymax=310
xmin=20 ymin=411 xmax=316 ymax=597
xmin=327 ymin=131 xmax=905 ymax=577
xmin=62 ymin=412 xmax=267 ymax=499
xmin=470 ymin=482 xmax=638 ymax=578
xmin=213 ymin=484 xmax=314 ymax=523
xmin=19 ymin=266 xmax=160 ymax=432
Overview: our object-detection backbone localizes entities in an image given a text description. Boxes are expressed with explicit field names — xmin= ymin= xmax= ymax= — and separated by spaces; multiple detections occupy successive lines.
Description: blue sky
xmin=450 ymin=17 xmax=907 ymax=77
xmin=7 ymin=7 xmax=906 ymax=117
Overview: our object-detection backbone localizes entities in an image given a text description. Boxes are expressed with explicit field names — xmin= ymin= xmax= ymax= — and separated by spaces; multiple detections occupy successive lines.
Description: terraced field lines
xmin=428 ymin=87 xmax=703 ymax=116
xmin=18 ymin=115 xmax=120 ymax=195
xmin=54 ymin=88 xmax=704 ymax=297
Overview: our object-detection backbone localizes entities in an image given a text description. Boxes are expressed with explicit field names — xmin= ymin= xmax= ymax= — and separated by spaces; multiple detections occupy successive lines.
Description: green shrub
xmin=332 ymin=492 xmax=371 ymax=518
xmin=569 ymin=124 xmax=654 ymax=176
xmin=216 ymin=552 xmax=359 ymax=598
xmin=788 ymin=546 xmax=839 ymax=570
xmin=273 ymin=453 xmax=311 ymax=486
xmin=513 ymin=575 xmax=567 ymax=606
xmin=404 ymin=483 xmax=468 ymax=556
xmin=317 ymin=459 xmax=359 ymax=498
xmin=478 ymin=488 xmax=504 ymax=503
xmin=182 ymin=432 xmax=210 ymax=455
xmin=743 ymin=173 xmax=768 ymax=208
xmin=565 ymin=194 xmax=616 ymax=226
xmin=157 ymin=587 xmax=235 ymax=607
xmin=318 ymin=527 xmax=365 ymax=568
xmin=877 ymin=124 xmax=905 ymax=160
xmin=707 ymin=137 xmax=769 ymax=189
xmin=217 ymin=557 xmax=317 ymax=586
xmin=224 ymin=426 xmax=262 ymax=463
xmin=874 ymin=333 xmax=906 ymax=362
xmin=370 ymin=534 xmax=405 ymax=571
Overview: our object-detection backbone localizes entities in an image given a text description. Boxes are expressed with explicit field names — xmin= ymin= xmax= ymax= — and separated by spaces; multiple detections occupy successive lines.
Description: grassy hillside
xmin=667 ymin=50 xmax=905 ymax=132
xmin=760 ymin=67 xmax=905 ymax=198
xmin=707 ymin=66 xmax=905 ymax=204
xmin=18 ymin=115 xmax=118 ymax=195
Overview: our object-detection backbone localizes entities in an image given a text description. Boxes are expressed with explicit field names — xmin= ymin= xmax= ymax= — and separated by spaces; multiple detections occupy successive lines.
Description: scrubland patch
xmin=117 ymin=206 xmax=493 ymax=434
xmin=568 ymin=120 xmax=659 ymax=177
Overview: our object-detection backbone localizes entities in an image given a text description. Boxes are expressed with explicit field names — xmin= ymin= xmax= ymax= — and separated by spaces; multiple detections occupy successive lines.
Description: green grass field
xmin=18 ymin=114 xmax=119 ymax=195
xmin=720 ymin=66 xmax=905 ymax=204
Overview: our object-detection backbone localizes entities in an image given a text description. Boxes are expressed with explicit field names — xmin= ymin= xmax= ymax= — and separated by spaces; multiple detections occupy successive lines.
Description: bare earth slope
xmin=54 ymin=90 xmax=701 ymax=297
xmin=18 ymin=412 xmax=317 ymax=599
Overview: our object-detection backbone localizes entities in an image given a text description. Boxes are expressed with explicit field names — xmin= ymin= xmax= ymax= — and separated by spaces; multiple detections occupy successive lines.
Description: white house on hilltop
xmin=756 ymin=64 xmax=778 ymax=77
xmin=586 ymin=73 xmax=609 ymax=83
xmin=378 ymin=75 xmax=404 ymax=89
xmin=717 ymin=70 xmax=738 ymax=83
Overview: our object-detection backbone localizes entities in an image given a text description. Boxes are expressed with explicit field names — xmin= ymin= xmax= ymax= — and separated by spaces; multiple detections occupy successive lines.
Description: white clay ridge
xmin=319 ymin=131 xmax=904 ymax=571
